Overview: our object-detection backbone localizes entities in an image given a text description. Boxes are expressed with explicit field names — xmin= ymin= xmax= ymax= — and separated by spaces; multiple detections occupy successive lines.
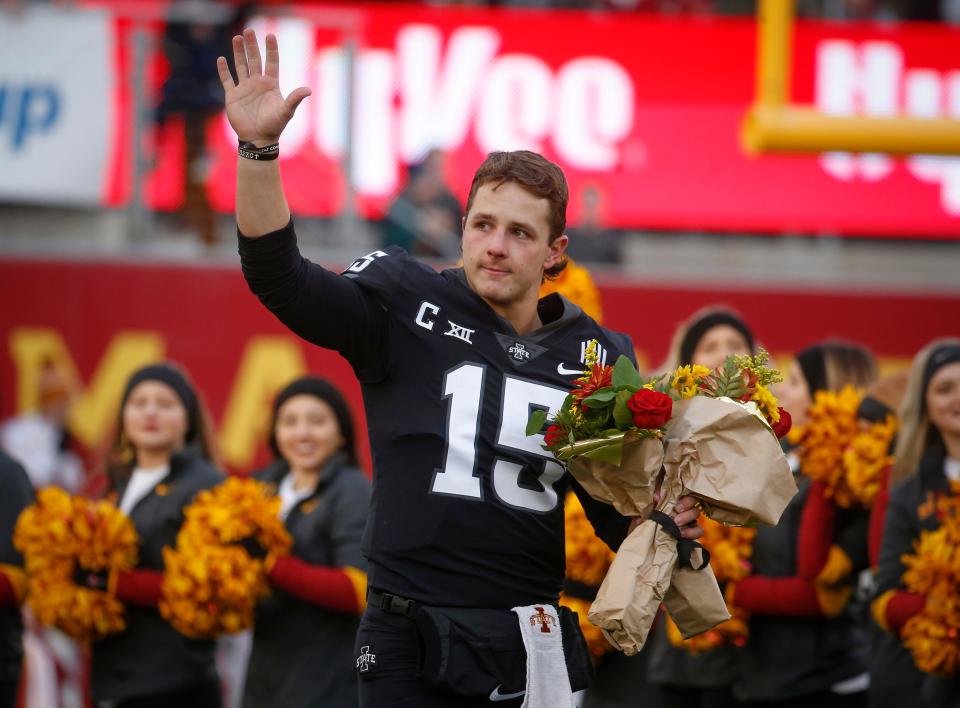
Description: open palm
xmin=217 ymin=29 xmax=311 ymax=145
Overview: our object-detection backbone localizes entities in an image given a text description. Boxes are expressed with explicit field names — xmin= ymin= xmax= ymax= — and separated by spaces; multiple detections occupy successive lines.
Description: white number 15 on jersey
xmin=429 ymin=362 xmax=567 ymax=513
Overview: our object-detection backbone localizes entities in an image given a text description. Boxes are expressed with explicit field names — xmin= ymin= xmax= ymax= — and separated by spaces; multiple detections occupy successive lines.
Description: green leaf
xmin=613 ymin=390 xmax=634 ymax=429
xmin=525 ymin=409 xmax=548 ymax=437
xmin=582 ymin=390 xmax=616 ymax=406
xmin=612 ymin=355 xmax=643 ymax=390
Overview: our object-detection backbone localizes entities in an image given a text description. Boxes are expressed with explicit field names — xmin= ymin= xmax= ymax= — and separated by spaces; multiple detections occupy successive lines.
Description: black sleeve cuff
xmin=238 ymin=219 xmax=302 ymax=295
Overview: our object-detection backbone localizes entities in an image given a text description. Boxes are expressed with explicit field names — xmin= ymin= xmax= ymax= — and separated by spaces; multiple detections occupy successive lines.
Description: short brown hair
xmin=465 ymin=151 xmax=569 ymax=279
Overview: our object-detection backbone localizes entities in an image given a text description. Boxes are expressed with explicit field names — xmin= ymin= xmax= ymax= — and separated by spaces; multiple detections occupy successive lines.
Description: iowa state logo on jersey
xmin=495 ymin=333 xmax=547 ymax=367
xmin=508 ymin=342 xmax=531 ymax=362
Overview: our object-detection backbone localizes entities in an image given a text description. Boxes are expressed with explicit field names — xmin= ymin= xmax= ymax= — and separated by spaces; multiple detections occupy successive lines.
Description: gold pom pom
xmin=789 ymin=386 xmax=866 ymax=509
xmin=900 ymin=484 xmax=960 ymax=675
xmin=14 ymin=488 xmax=139 ymax=642
xmin=159 ymin=477 xmax=292 ymax=639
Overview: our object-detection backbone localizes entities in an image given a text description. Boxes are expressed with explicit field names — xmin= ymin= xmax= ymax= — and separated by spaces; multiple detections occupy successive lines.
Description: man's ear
xmin=545 ymin=234 xmax=569 ymax=270
xmin=460 ymin=216 xmax=466 ymax=235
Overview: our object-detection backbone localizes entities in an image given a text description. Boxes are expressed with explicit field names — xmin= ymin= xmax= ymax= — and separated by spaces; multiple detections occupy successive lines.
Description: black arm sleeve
xmin=570 ymin=476 xmax=631 ymax=553
xmin=238 ymin=221 xmax=390 ymax=380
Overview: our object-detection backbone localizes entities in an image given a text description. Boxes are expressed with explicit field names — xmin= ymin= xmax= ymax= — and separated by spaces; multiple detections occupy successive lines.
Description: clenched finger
xmin=681 ymin=524 xmax=704 ymax=541
xmin=674 ymin=507 xmax=700 ymax=530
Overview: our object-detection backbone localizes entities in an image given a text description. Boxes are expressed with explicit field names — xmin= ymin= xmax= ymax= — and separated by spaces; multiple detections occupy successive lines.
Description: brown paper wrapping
xmin=662 ymin=560 xmax=730 ymax=639
xmin=581 ymin=396 xmax=796 ymax=654
xmin=567 ymin=435 xmax=663 ymax=517
xmin=587 ymin=454 xmax=730 ymax=655
xmin=663 ymin=397 xmax=797 ymax=527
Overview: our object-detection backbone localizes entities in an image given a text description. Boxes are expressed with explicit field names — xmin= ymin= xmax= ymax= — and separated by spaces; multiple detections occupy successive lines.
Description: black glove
xmin=73 ymin=565 xmax=110 ymax=591
xmin=233 ymin=536 xmax=268 ymax=561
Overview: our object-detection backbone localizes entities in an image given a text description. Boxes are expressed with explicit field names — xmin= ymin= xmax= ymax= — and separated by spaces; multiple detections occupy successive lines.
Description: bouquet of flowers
xmin=899 ymin=484 xmax=960 ymax=675
xmin=160 ymin=477 xmax=292 ymax=638
xmin=13 ymin=487 xmax=139 ymax=642
xmin=527 ymin=344 xmax=796 ymax=654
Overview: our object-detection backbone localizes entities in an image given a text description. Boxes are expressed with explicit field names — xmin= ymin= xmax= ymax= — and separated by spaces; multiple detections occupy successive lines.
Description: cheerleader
xmin=871 ymin=340 xmax=960 ymax=708
xmin=242 ymin=376 xmax=370 ymax=708
xmin=78 ymin=363 xmax=225 ymax=708
xmin=730 ymin=342 xmax=876 ymax=708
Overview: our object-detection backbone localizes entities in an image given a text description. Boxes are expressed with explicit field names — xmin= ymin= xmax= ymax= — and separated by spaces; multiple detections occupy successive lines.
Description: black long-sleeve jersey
xmin=240 ymin=221 xmax=633 ymax=609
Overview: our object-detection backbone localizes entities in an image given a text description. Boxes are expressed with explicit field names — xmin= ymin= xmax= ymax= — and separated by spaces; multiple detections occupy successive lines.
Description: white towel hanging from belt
xmin=511 ymin=604 xmax=574 ymax=708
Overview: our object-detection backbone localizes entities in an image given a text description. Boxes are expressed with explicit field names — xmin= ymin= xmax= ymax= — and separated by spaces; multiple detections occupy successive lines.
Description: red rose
xmin=627 ymin=389 xmax=673 ymax=429
xmin=772 ymin=408 xmax=792 ymax=438
xmin=544 ymin=425 xmax=567 ymax=447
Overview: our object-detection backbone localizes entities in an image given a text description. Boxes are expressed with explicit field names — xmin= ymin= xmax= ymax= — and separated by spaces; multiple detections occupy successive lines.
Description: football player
xmin=219 ymin=30 xmax=703 ymax=707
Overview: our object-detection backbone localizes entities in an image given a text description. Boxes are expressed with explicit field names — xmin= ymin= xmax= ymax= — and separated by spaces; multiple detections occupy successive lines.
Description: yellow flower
xmin=691 ymin=365 xmax=711 ymax=380
xmin=751 ymin=384 xmax=780 ymax=425
xmin=582 ymin=339 xmax=600 ymax=369
xmin=672 ymin=366 xmax=699 ymax=399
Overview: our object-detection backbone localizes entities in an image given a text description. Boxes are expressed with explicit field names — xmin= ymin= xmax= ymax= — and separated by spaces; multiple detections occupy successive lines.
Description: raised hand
xmin=217 ymin=29 xmax=311 ymax=147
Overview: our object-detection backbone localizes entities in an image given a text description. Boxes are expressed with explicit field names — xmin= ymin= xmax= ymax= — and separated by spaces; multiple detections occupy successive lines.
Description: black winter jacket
xmin=91 ymin=451 xmax=223 ymax=702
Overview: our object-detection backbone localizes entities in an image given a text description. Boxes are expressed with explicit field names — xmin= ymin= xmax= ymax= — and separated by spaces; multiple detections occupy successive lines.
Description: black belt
xmin=367 ymin=588 xmax=417 ymax=618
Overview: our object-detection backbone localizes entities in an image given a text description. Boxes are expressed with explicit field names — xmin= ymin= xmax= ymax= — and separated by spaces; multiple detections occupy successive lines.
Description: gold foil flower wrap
xmin=13 ymin=487 xmax=139 ymax=642
xmin=159 ymin=477 xmax=292 ymax=639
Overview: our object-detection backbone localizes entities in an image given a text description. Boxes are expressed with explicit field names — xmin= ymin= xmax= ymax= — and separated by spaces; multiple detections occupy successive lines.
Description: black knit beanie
xmin=921 ymin=344 xmax=960 ymax=413
xmin=120 ymin=363 xmax=200 ymax=445
xmin=679 ymin=311 xmax=755 ymax=367
xmin=268 ymin=376 xmax=358 ymax=466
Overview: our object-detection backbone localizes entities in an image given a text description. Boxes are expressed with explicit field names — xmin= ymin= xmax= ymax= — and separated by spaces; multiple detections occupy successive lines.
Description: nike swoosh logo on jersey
xmin=557 ymin=363 xmax=584 ymax=376
xmin=489 ymin=685 xmax=526 ymax=702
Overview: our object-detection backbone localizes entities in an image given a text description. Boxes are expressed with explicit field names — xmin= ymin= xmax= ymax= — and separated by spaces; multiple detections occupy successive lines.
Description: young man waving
xmin=220 ymin=30 xmax=702 ymax=707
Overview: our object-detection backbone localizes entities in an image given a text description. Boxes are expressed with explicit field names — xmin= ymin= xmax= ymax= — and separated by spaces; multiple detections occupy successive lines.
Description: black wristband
xmin=238 ymin=141 xmax=279 ymax=161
